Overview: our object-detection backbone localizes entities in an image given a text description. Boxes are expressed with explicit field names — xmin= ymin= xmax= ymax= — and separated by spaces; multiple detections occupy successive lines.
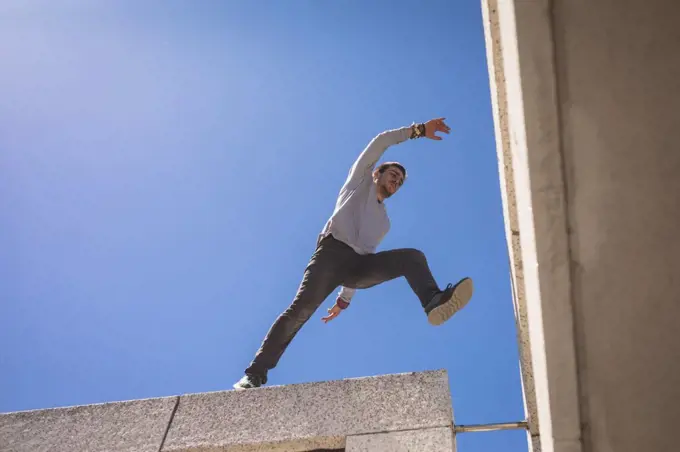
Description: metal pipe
xmin=454 ymin=421 xmax=529 ymax=433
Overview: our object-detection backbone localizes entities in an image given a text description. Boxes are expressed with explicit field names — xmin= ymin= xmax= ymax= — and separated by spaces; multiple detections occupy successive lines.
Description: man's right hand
xmin=424 ymin=118 xmax=451 ymax=140
xmin=321 ymin=304 xmax=343 ymax=323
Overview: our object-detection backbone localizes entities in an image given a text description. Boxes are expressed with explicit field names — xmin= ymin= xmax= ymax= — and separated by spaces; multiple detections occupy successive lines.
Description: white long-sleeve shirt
xmin=318 ymin=125 xmax=413 ymax=305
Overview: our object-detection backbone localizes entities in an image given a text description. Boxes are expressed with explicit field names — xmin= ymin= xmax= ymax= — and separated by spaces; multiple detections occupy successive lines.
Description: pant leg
xmin=245 ymin=235 xmax=355 ymax=378
xmin=346 ymin=248 xmax=441 ymax=308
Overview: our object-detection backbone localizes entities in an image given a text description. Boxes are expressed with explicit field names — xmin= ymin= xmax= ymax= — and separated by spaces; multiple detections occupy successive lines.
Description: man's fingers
xmin=323 ymin=303 xmax=345 ymax=323
xmin=322 ymin=311 xmax=338 ymax=323
xmin=425 ymin=118 xmax=450 ymax=138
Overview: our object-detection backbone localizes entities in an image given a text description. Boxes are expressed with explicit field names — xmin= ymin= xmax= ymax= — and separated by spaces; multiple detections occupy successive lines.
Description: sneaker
xmin=424 ymin=277 xmax=474 ymax=326
xmin=233 ymin=373 xmax=266 ymax=390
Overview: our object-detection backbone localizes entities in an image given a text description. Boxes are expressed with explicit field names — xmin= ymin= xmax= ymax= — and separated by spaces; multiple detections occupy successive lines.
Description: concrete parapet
xmin=0 ymin=370 xmax=454 ymax=452
xmin=0 ymin=396 xmax=178 ymax=452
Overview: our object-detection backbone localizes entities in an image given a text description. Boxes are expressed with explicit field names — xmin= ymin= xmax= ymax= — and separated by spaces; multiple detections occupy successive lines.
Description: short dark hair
xmin=376 ymin=162 xmax=406 ymax=179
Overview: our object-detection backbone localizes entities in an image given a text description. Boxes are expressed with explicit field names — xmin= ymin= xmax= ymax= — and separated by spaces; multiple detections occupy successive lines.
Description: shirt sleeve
xmin=344 ymin=126 xmax=412 ymax=188
xmin=337 ymin=286 xmax=356 ymax=304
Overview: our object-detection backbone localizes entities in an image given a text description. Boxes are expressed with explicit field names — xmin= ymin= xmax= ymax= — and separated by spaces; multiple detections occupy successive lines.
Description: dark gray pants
xmin=245 ymin=234 xmax=441 ymax=378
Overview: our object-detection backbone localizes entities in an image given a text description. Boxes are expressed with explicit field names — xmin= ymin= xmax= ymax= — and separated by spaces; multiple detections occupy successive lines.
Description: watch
xmin=410 ymin=122 xmax=426 ymax=139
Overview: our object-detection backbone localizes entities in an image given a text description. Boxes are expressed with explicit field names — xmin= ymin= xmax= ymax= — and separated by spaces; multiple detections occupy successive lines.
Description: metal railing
xmin=453 ymin=420 xmax=528 ymax=434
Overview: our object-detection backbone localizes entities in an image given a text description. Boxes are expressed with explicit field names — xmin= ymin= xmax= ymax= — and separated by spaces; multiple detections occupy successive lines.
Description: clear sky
xmin=0 ymin=1 xmax=528 ymax=450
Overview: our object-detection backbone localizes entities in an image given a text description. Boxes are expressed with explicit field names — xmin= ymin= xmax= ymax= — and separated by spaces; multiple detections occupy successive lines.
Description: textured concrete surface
xmin=0 ymin=396 xmax=178 ymax=452
xmin=0 ymin=371 xmax=451 ymax=452
xmin=162 ymin=370 xmax=452 ymax=452
xmin=345 ymin=427 xmax=455 ymax=452
xmin=484 ymin=0 xmax=680 ymax=452
xmin=480 ymin=0 xmax=540 ymax=450
xmin=482 ymin=1 xmax=583 ymax=451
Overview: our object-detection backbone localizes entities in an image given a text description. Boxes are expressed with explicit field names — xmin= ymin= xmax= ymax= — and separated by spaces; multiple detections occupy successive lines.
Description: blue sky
xmin=0 ymin=1 xmax=527 ymax=450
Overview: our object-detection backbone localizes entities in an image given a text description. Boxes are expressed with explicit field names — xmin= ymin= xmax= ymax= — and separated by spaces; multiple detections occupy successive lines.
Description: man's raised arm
xmin=345 ymin=119 xmax=451 ymax=185
xmin=347 ymin=126 xmax=412 ymax=179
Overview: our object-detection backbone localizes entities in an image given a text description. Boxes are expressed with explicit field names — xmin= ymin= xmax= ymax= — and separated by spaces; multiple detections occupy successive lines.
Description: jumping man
xmin=233 ymin=118 xmax=474 ymax=389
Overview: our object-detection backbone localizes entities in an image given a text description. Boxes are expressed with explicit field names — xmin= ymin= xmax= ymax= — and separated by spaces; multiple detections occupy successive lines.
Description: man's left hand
xmin=424 ymin=118 xmax=451 ymax=140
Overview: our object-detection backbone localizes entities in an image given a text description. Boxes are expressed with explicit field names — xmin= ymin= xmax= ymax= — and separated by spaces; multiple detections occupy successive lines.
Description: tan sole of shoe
xmin=427 ymin=278 xmax=474 ymax=326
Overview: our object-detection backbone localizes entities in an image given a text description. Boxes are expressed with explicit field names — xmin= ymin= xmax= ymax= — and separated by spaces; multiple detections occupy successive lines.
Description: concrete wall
xmin=0 ymin=370 xmax=456 ymax=452
xmin=484 ymin=1 xmax=680 ymax=451
xmin=554 ymin=1 xmax=680 ymax=451
xmin=481 ymin=0 xmax=542 ymax=449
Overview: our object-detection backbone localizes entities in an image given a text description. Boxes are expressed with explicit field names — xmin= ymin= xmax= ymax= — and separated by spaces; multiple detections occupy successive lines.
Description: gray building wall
xmin=554 ymin=1 xmax=680 ymax=451
xmin=484 ymin=1 xmax=680 ymax=451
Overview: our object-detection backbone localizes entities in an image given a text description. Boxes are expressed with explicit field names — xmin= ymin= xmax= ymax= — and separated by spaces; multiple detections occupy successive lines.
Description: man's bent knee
xmin=402 ymin=248 xmax=426 ymax=261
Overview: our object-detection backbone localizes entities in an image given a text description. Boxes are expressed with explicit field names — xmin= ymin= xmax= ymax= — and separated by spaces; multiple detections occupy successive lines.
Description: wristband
xmin=409 ymin=122 xmax=426 ymax=139
xmin=336 ymin=298 xmax=350 ymax=309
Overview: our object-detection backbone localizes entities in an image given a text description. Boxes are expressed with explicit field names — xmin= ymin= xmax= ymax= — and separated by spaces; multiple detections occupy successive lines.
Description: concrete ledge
xmin=163 ymin=370 xmax=452 ymax=451
xmin=0 ymin=396 xmax=178 ymax=452
xmin=0 ymin=370 xmax=453 ymax=452
xmin=346 ymin=427 xmax=455 ymax=452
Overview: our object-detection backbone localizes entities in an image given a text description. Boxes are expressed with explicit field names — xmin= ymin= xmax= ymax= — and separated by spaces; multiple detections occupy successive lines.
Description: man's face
xmin=376 ymin=166 xmax=405 ymax=198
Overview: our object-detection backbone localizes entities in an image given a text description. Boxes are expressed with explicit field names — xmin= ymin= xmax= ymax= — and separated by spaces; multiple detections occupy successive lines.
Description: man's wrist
xmin=409 ymin=122 xmax=426 ymax=139
xmin=336 ymin=297 xmax=350 ymax=309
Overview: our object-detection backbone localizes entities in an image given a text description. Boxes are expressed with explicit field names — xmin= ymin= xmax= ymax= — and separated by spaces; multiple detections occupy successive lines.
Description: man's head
xmin=373 ymin=161 xmax=406 ymax=200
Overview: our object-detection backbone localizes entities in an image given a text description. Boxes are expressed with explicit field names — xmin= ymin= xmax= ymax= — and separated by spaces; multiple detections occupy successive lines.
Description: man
xmin=233 ymin=118 xmax=474 ymax=390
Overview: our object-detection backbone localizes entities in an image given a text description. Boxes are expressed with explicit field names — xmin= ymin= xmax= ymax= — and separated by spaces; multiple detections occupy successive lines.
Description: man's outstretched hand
xmin=322 ymin=301 xmax=343 ymax=323
xmin=424 ymin=117 xmax=451 ymax=141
